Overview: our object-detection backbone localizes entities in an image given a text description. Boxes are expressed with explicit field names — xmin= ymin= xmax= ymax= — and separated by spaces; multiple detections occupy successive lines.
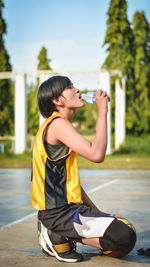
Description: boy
xmin=31 ymin=75 xmax=136 ymax=262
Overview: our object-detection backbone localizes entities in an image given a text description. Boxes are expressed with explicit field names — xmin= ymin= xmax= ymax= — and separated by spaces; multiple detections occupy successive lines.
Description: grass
xmin=0 ymin=135 xmax=149 ymax=169
xmin=0 ymin=152 xmax=32 ymax=169
xmin=116 ymin=135 xmax=150 ymax=154
xmin=77 ymin=154 xmax=150 ymax=170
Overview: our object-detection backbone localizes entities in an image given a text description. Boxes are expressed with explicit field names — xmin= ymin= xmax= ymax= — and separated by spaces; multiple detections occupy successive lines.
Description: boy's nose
xmin=75 ymin=88 xmax=80 ymax=93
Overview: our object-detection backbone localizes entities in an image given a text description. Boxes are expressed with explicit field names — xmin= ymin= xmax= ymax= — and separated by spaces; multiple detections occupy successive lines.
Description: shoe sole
xmin=38 ymin=227 xmax=54 ymax=257
xmin=43 ymin=229 xmax=82 ymax=263
xmin=39 ymin=237 xmax=55 ymax=257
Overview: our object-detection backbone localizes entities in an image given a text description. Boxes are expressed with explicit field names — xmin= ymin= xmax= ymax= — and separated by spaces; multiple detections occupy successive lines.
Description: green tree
xmin=102 ymin=0 xmax=138 ymax=135
xmin=0 ymin=0 xmax=13 ymax=135
xmin=37 ymin=47 xmax=52 ymax=70
xmin=103 ymin=0 xmax=134 ymax=75
xmin=131 ymin=11 xmax=150 ymax=134
xmin=27 ymin=46 xmax=52 ymax=135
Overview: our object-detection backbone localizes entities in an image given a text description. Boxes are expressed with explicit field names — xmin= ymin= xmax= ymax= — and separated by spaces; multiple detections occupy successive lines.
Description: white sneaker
xmin=38 ymin=220 xmax=83 ymax=262
xmin=38 ymin=219 xmax=54 ymax=256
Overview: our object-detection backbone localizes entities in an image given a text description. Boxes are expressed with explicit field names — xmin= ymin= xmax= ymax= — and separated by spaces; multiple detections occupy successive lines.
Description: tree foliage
xmin=27 ymin=46 xmax=52 ymax=135
xmin=102 ymin=0 xmax=135 ymax=135
xmin=131 ymin=11 xmax=150 ymax=134
xmin=103 ymin=0 xmax=150 ymax=135
xmin=37 ymin=47 xmax=52 ymax=70
xmin=103 ymin=0 xmax=134 ymax=75
xmin=0 ymin=0 xmax=13 ymax=135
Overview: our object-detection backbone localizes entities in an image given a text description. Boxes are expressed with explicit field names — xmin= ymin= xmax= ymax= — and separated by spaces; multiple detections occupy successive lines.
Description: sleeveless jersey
xmin=31 ymin=111 xmax=82 ymax=210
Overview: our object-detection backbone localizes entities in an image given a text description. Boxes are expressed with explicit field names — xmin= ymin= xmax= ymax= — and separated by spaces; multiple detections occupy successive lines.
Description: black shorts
xmin=38 ymin=203 xmax=115 ymax=239
xmin=38 ymin=203 xmax=136 ymax=257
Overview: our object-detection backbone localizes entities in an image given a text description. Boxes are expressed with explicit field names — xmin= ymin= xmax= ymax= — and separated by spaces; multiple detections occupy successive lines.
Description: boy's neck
xmin=57 ymin=108 xmax=75 ymax=121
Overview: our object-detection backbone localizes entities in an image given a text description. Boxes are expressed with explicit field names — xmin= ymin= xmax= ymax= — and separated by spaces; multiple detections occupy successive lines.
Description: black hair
xmin=37 ymin=75 xmax=72 ymax=118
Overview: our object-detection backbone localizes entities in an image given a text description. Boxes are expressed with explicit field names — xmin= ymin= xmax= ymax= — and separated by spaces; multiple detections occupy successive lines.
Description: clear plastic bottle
xmin=81 ymin=92 xmax=96 ymax=104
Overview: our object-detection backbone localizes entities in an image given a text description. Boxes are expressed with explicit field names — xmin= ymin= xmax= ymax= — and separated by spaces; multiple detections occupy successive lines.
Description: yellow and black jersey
xmin=31 ymin=111 xmax=83 ymax=211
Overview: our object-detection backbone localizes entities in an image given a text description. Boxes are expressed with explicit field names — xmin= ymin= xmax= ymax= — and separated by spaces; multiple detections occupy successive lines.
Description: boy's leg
xmin=82 ymin=216 xmax=136 ymax=258
xmin=38 ymin=204 xmax=136 ymax=259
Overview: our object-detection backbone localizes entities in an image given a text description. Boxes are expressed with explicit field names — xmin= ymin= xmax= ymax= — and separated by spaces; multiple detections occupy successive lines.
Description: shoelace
xmin=70 ymin=240 xmax=77 ymax=251
xmin=59 ymin=241 xmax=77 ymax=256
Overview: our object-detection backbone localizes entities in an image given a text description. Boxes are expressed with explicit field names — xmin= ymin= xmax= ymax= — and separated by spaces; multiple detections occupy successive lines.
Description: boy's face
xmin=60 ymin=84 xmax=85 ymax=109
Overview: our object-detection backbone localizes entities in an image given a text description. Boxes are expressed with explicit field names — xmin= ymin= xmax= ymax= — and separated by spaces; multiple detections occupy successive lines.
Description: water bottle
xmin=81 ymin=92 xmax=96 ymax=104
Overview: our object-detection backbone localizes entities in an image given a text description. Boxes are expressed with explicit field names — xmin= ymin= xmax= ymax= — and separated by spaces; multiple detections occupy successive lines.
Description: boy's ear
xmin=52 ymin=96 xmax=63 ymax=107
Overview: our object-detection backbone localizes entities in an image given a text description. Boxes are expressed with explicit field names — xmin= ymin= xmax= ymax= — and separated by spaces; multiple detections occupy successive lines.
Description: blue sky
xmin=3 ymin=0 xmax=150 ymax=89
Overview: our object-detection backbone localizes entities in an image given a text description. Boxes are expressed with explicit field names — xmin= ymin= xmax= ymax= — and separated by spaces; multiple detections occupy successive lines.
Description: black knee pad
xmin=100 ymin=217 xmax=136 ymax=255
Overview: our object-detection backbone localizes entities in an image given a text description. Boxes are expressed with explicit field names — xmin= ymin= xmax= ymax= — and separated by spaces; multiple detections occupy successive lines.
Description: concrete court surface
xmin=0 ymin=169 xmax=150 ymax=266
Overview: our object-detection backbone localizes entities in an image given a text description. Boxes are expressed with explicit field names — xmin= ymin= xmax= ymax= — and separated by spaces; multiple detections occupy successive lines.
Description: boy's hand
xmin=96 ymin=89 xmax=110 ymax=115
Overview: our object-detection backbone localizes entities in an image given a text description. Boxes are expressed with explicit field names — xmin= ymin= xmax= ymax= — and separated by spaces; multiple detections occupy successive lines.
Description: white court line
xmin=0 ymin=212 xmax=37 ymax=231
xmin=0 ymin=179 xmax=118 ymax=231
xmin=87 ymin=179 xmax=118 ymax=193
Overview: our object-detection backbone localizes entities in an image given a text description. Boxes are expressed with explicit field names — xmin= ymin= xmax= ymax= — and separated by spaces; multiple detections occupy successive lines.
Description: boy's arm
xmin=46 ymin=90 xmax=109 ymax=163
xmin=81 ymin=187 xmax=100 ymax=212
